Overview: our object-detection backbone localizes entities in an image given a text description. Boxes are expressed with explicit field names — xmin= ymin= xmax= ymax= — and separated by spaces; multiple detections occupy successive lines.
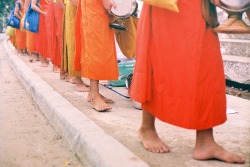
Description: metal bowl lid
xmin=111 ymin=0 xmax=137 ymax=18
xmin=220 ymin=0 xmax=250 ymax=12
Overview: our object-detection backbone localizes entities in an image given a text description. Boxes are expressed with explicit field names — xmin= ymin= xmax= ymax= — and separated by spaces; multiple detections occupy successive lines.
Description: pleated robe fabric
xmin=74 ymin=0 xmax=118 ymax=80
xmin=45 ymin=1 xmax=55 ymax=59
xmin=50 ymin=3 xmax=64 ymax=67
xmin=73 ymin=0 xmax=82 ymax=71
xmin=15 ymin=1 xmax=26 ymax=50
xmin=34 ymin=0 xmax=48 ymax=57
xmin=15 ymin=29 xmax=26 ymax=49
xmin=26 ymin=31 xmax=36 ymax=53
xmin=62 ymin=1 xmax=81 ymax=77
xmin=130 ymin=1 xmax=227 ymax=130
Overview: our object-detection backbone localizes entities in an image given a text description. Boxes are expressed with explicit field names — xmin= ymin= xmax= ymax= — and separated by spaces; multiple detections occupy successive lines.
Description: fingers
xmin=111 ymin=0 xmax=117 ymax=10
xmin=210 ymin=0 xmax=221 ymax=8
xmin=104 ymin=0 xmax=117 ymax=15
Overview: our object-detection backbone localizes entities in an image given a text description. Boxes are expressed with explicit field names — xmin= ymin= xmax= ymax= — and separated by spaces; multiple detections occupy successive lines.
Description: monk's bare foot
xmin=53 ymin=66 xmax=60 ymax=73
xmin=87 ymin=94 xmax=114 ymax=103
xmin=76 ymin=83 xmax=90 ymax=92
xmin=193 ymin=142 xmax=245 ymax=164
xmin=65 ymin=76 xmax=73 ymax=82
xmin=41 ymin=58 xmax=49 ymax=67
xmin=90 ymin=94 xmax=112 ymax=112
xmin=72 ymin=77 xmax=90 ymax=87
xmin=138 ymin=127 xmax=169 ymax=153
xmin=60 ymin=73 xmax=66 ymax=80
xmin=69 ymin=77 xmax=77 ymax=84
xmin=35 ymin=54 xmax=41 ymax=61
xmin=41 ymin=61 xmax=49 ymax=67
xmin=18 ymin=52 xmax=24 ymax=56
xmin=29 ymin=55 xmax=34 ymax=63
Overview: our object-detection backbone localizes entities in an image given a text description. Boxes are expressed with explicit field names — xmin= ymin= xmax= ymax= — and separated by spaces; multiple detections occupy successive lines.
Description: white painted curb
xmin=4 ymin=39 xmax=150 ymax=167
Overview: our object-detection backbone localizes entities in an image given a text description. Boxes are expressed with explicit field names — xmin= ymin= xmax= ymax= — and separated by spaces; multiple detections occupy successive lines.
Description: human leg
xmin=74 ymin=77 xmax=90 ymax=92
xmin=138 ymin=110 xmax=169 ymax=153
xmin=87 ymin=91 xmax=114 ymax=103
xmin=41 ymin=55 xmax=49 ymax=67
xmin=193 ymin=128 xmax=245 ymax=164
xmin=29 ymin=52 xmax=35 ymax=63
xmin=88 ymin=79 xmax=112 ymax=112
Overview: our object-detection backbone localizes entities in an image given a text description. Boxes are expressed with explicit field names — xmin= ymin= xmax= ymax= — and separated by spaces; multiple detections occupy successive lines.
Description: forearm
xmin=69 ymin=0 xmax=78 ymax=7
xmin=24 ymin=0 xmax=30 ymax=12
xmin=31 ymin=0 xmax=46 ymax=15
xmin=14 ymin=4 xmax=22 ymax=19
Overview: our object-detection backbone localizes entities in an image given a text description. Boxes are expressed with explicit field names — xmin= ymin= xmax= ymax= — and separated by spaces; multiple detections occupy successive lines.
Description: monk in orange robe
xmin=31 ymin=0 xmax=48 ymax=66
xmin=24 ymin=0 xmax=37 ymax=62
xmin=48 ymin=0 xmax=64 ymax=73
xmin=45 ymin=0 xmax=55 ymax=64
xmin=14 ymin=0 xmax=26 ymax=55
xmin=74 ymin=0 xmax=118 ymax=111
xmin=130 ymin=0 xmax=245 ymax=164
xmin=61 ymin=0 xmax=89 ymax=91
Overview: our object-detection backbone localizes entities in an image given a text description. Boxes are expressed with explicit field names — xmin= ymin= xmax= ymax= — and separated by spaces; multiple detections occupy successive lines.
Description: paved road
xmin=0 ymin=35 xmax=84 ymax=167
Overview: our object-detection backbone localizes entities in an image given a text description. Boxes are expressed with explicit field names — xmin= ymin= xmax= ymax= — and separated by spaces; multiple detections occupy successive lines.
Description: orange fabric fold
xmin=15 ymin=29 xmax=26 ymax=50
xmin=50 ymin=3 xmax=63 ymax=67
xmin=34 ymin=0 xmax=48 ymax=57
xmin=74 ymin=0 xmax=82 ymax=71
xmin=26 ymin=31 xmax=35 ymax=52
xmin=131 ymin=1 xmax=226 ymax=130
xmin=78 ymin=0 xmax=118 ymax=80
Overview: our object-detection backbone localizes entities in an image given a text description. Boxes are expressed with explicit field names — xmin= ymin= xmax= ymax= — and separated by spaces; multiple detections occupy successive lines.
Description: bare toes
xmin=76 ymin=86 xmax=90 ymax=92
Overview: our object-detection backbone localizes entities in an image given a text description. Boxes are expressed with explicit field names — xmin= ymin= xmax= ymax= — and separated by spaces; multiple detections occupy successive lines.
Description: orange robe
xmin=74 ymin=0 xmax=118 ymax=80
xmin=15 ymin=29 xmax=26 ymax=50
xmin=45 ymin=1 xmax=55 ymax=58
xmin=74 ymin=0 xmax=82 ymax=71
xmin=62 ymin=1 xmax=81 ymax=77
xmin=34 ymin=0 xmax=48 ymax=57
xmin=15 ymin=1 xmax=26 ymax=50
xmin=26 ymin=31 xmax=36 ymax=53
xmin=130 ymin=1 xmax=227 ymax=130
xmin=49 ymin=3 xmax=63 ymax=67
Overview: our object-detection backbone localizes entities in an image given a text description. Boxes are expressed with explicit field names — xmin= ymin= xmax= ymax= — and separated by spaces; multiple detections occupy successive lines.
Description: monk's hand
xmin=102 ymin=0 xmax=117 ymax=15
xmin=210 ymin=0 xmax=222 ymax=8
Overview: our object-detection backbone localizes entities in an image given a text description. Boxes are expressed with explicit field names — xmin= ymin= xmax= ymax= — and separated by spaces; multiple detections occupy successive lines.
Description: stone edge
xmin=3 ymin=39 xmax=150 ymax=167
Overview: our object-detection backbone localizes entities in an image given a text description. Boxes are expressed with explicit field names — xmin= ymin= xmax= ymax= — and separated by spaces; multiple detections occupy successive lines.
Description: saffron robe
xmin=74 ymin=0 xmax=118 ymax=80
xmin=62 ymin=1 xmax=81 ymax=77
xmin=130 ymin=1 xmax=227 ymax=130
xmin=15 ymin=1 xmax=26 ymax=50
xmin=45 ymin=1 xmax=55 ymax=58
xmin=50 ymin=3 xmax=64 ymax=67
xmin=34 ymin=0 xmax=48 ymax=57
xmin=26 ymin=31 xmax=36 ymax=53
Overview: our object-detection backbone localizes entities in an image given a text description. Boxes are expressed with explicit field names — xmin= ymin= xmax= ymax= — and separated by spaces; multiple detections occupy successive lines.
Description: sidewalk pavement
xmin=3 ymin=34 xmax=250 ymax=167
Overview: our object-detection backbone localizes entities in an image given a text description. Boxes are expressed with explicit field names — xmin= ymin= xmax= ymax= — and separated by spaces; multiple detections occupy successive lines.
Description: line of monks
xmin=8 ymin=0 xmax=120 ymax=112
xmin=7 ymin=0 xmax=247 ymax=164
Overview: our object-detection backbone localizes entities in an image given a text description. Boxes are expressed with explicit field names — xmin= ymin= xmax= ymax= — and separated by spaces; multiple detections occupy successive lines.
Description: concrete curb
xmin=3 ymin=39 xmax=150 ymax=167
